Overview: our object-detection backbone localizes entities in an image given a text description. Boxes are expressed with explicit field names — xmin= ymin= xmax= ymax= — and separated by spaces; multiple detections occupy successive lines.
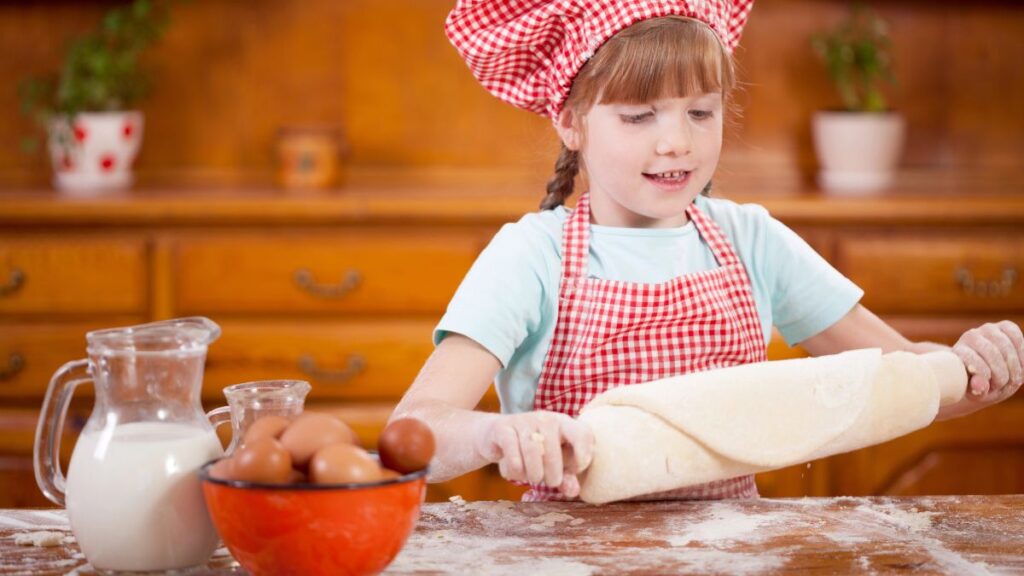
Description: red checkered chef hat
xmin=445 ymin=1 xmax=755 ymax=120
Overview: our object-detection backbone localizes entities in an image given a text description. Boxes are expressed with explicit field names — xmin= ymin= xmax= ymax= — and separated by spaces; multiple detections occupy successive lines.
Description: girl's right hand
xmin=475 ymin=411 xmax=594 ymax=497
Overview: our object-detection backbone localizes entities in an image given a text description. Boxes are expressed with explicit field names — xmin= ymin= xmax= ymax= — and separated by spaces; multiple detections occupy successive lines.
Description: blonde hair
xmin=541 ymin=16 xmax=735 ymax=210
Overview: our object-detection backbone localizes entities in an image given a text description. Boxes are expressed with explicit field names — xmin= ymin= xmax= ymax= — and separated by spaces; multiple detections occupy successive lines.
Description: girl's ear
xmin=554 ymin=108 xmax=582 ymax=151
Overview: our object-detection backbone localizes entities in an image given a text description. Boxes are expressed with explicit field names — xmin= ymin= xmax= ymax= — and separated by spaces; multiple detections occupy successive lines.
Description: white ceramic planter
xmin=812 ymin=111 xmax=905 ymax=194
xmin=48 ymin=111 xmax=144 ymax=195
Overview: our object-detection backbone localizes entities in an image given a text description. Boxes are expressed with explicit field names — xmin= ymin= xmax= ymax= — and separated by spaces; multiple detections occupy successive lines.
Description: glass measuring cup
xmin=206 ymin=379 xmax=311 ymax=454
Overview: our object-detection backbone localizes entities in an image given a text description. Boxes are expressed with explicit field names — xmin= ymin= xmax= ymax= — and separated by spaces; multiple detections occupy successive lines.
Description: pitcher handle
xmin=33 ymin=359 xmax=90 ymax=507
xmin=207 ymin=406 xmax=232 ymax=431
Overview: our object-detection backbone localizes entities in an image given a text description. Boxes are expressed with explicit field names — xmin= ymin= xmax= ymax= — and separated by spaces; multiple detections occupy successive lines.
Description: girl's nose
xmin=655 ymin=124 xmax=692 ymax=156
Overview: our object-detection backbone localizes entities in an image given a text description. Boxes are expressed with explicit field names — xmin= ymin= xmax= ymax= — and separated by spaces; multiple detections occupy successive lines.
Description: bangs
xmin=569 ymin=17 xmax=733 ymax=109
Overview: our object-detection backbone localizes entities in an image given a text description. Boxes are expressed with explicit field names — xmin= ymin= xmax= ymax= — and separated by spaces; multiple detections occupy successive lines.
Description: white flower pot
xmin=48 ymin=111 xmax=144 ymax=195
xmin=812 ymin=111 xmax=905 ymax=194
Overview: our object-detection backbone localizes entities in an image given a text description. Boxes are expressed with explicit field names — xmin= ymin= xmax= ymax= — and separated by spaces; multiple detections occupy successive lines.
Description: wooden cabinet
xmin=1 ymin=186 xmax=1022 ymax=506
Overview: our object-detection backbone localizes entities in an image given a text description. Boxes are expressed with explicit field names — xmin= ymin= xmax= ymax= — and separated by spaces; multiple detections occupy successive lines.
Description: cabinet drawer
xmin=0 ymin=237 xmax=147 ymax=315
xmin=0 ymin=322 xmax=141 ymax=400
xmin=202 ymin=320 xmax=438 ymax=402
xmin=174 ymin=231 xmax=482 ymax=315
xmin=837 ymin=234 xmax=1024 ymax=313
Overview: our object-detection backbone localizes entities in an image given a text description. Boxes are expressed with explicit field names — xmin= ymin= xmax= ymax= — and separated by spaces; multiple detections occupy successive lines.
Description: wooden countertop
xmin=4 ymin=495 xmax=1023 ymax=574
xmin=2 ymin=168 xmax=1024 ymax=227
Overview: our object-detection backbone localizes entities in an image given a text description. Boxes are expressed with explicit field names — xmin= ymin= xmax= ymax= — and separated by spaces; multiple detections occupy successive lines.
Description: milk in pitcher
xmin=65 ymin=422 xmax=224 ymax=572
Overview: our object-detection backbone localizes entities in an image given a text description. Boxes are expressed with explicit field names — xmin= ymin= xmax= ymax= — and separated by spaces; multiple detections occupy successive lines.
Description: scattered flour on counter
xmin=526 ymin=558 xmax=596 ymax=575
xmin=14 ymin=531 xmax=65 ymax=547
xmin=449 ymin=495 xmax=467 ymax=506
xmin=664 ymin=503 xmax=800 ymax=547
xmin=855 ymin=503 xmax=937 ymax=533
xmin=0 ymin=510 xmax=70 ymax=531
xmin=674 ymin=548 xmax=789 ymax=574
xmin=464 ymin=500 xmax=516 ymax=514
xmin=529 ymin=512 xmax=577 ymax=531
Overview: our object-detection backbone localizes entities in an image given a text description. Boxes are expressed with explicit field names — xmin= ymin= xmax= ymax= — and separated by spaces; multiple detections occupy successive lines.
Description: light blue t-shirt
xmin=435 ymin=195 xmax=863 ymax=414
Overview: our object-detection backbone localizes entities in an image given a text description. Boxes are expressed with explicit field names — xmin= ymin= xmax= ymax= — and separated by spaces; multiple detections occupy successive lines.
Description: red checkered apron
xmin=524 ymin=192 xmax=766 ymax=501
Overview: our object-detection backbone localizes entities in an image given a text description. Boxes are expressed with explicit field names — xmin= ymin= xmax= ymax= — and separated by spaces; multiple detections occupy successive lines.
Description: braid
xmin=540 ymin=144 xmax=580 ymax=210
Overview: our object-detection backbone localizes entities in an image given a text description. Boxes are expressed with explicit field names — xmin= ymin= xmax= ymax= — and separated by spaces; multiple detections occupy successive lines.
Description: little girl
xmin=392 ymin=1 xmax=1024 ymax=501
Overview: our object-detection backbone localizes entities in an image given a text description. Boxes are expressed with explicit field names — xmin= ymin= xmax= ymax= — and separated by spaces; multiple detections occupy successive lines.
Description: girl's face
xmin=559 ymin=92 xmax=724 ymax=228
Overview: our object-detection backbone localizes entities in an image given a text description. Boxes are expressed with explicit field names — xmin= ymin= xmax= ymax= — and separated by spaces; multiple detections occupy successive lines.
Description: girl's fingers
xmin=495 ymin=425 xmax=525 ymax=482
xmin=559 ymin=473 xmax=581 ymax=498
xmin=952 ymin=343 xmax=991 ymax=397
xmin=559 ymin=418 xmax=595 ymax=473
xmin=992 ymin=322 xmax=1023 ymax=385
xmin=998 ymin=320 xmax=1024 ymax=372
xmin=970 ymin=374 xmax=992 ymax=398
xmin=978 ymin=325 xmax=1016 ymax=391
xmin=517 ymin=426 xmax=546 ymax=485
xmin=541 ymin=425 xmax=564 ymax=488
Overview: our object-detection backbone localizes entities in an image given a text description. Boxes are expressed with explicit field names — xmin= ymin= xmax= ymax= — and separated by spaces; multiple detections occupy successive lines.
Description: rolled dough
xmin=577 ymin=349 xmax=966 ymax=504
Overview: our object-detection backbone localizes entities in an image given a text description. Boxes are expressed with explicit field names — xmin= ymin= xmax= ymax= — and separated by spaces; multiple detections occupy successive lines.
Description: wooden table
xmin=3 ymin=496 xmax=1023 ymax=575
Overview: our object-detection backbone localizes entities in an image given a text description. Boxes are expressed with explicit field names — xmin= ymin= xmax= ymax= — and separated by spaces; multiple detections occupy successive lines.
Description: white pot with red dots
xmin=47 ymin=111 xmax=144 ymax=194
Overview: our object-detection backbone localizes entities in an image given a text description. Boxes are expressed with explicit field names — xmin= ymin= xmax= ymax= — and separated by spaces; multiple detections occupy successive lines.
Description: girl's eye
xmin=620 ymin=112 xmax=653 ymax=124
xmin=690 ymin=110 xmax=714 ymax=120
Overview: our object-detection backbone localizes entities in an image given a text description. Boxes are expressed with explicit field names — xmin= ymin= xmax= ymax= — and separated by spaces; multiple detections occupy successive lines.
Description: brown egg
xmin=209 ymin=457 xmax=236 ymax=481
xmin=242 ymin=415 xmax=291 ymax=446
xmin=279 ymin=412 xmax=356 ymax=467
xmin=232 ymin=438 xmax=293 ymax=484
xmin=378 ymin=418 xmax=435 ymax=474
xmin=379 ymin=468 xmax=401 ymax=480
xmin=309 ymin=444 xmax=381 ymax=484
xmin=287 ymin=468 xmax=308 ymax=484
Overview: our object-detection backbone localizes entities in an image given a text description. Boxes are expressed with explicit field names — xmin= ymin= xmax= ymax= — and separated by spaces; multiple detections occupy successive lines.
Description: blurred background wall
xmin=1 ymin=0 xmax=1022 ymax=189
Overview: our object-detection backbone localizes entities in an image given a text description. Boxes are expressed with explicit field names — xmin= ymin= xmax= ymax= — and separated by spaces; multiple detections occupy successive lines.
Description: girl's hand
xmin=475 ymin=411 xmax=594 ymax=497
xmin=951 ymin=320 xmax=1024 ymax=409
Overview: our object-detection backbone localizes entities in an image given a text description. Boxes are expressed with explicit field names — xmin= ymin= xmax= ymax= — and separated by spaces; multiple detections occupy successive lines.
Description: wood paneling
xmin=2 ymin=191 xmax=1023 ymax=504
xmin=0 ymin=237 xmax=147 ymax=316
xmin=174 ymin=231 xmax=483 ymax=315
xmin=838 ymin=234 xmax=1024 ymax=314
xmin=2 ymin=1 xmax=1023 ymax=186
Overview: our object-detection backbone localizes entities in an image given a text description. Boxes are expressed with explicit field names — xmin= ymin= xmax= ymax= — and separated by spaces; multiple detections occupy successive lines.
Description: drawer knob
xmin=293 ymin=268 xmax=361 ymax=299
xmin=298 ymin=353 xmax=366 ymax=384
xmin=955 ymin=266 xmax=1018 ymax=298
xmin=0 ymin=268 xmax=25 ymax=297
xmin=0 ymin=353 xmax=24 ymax=380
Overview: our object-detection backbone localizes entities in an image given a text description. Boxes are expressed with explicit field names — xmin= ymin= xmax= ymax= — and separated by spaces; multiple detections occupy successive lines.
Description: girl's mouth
xmin=643 ymin=170 xmax=691 ymax=189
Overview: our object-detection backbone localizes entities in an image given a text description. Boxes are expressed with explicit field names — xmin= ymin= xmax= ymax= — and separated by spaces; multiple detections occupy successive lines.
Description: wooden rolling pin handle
xmin=922 ymin=350 xmax=969 ymax=407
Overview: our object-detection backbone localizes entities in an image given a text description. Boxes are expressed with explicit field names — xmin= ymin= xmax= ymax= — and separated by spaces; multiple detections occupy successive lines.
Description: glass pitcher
xmin=207 ymin=379 xmax=310 ymax=455
xmin=34 ymin=317 xmax=224 ymax=574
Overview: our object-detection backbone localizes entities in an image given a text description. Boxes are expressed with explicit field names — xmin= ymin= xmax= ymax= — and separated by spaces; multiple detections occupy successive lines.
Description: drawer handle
xmin=955 ymin=266 xmax=1018 ymax=298
xmin=0 ymin=353 xmax=25 ymax=380
xmin=298 ymin=353 xmax=366 ymax=384
xmin=293 ymin=268 xmax=361 ymax=299
xmin=0 ymin=268 xmax=25 ymax=297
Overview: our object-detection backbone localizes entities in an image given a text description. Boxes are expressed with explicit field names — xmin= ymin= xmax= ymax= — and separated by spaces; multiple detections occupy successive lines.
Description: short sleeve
xmin=755 ymin=212 xmax=864 ymax=345
xmin=433 ymin=223 xmax=549 ymax=367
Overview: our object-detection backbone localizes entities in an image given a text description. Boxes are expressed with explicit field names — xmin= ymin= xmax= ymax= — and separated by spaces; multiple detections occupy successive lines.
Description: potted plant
xmin=19 ymin=0 xmax=170 ymax=194
xmin=811 ymin=3 xmax=903 ymax=194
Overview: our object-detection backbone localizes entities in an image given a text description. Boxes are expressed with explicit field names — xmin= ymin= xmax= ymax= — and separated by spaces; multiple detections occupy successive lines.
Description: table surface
xmin=2 ymin=495 xmax=1023 ymax=575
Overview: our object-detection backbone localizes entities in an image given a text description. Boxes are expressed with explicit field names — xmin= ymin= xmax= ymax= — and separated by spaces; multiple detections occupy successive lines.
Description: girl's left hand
xmin=951 ymin=320 xmax=1024 ymax=407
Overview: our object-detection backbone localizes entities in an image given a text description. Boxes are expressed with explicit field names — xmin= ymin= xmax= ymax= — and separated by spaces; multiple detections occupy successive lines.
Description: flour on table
xmin=855 ymin=503 xmax=937 ymax=533
xmin=14 ymin=531 xmax=65 ymax=547
xmin=674 ymin=548 xmax=790 ymax=574
xmin=664 ymin=502 xmax=804 ymax=547
xmin=529 ymin=512 xmax=577 ymax=531
xmin=464 ymin=500 xmax=516 ymax=514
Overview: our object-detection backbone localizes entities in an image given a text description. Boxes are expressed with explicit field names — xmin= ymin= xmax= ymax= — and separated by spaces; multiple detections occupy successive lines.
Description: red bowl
xmin=200 ymin=459 xmax=427 ymax=576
